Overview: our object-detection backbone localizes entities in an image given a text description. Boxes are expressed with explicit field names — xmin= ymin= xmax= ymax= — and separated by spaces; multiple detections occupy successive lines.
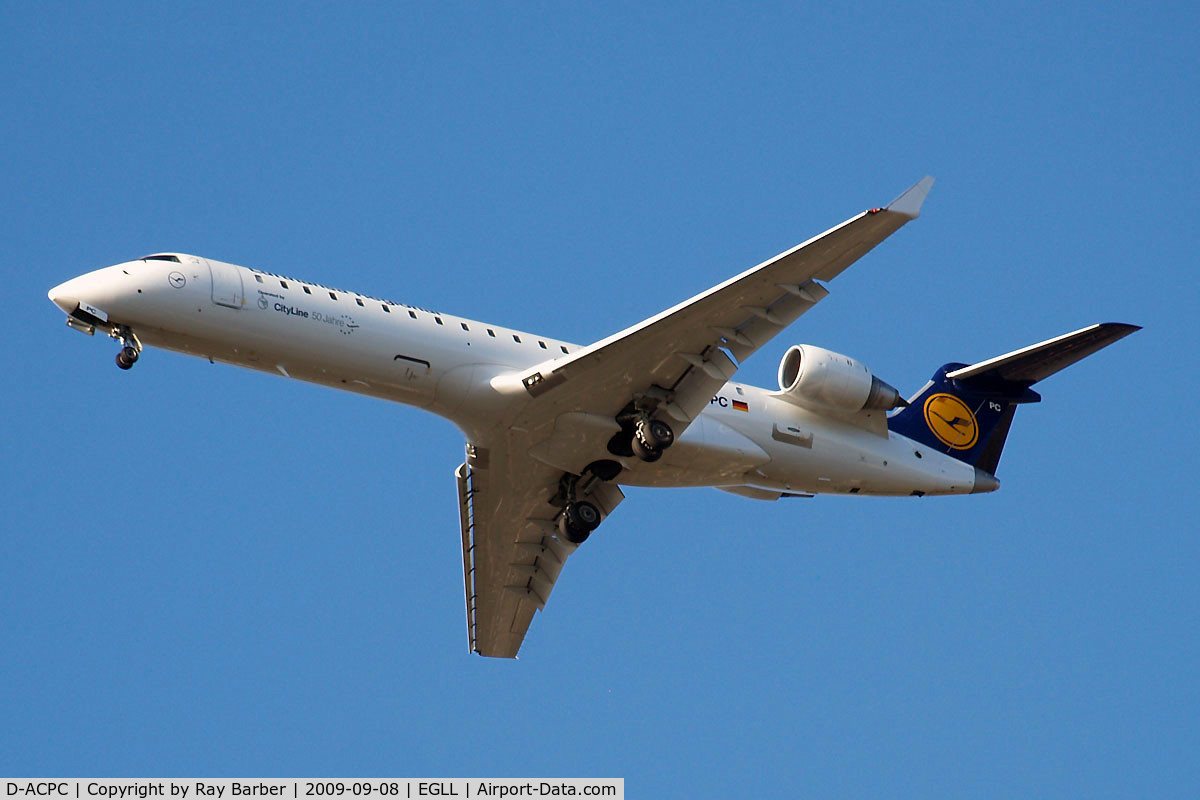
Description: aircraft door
xmin=204 ymin=257 xmax=244 ymax=309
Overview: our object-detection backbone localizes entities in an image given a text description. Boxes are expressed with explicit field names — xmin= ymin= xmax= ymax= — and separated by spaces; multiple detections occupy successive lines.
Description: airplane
xmin=47 ymin=177 xmax=1139 ymax=658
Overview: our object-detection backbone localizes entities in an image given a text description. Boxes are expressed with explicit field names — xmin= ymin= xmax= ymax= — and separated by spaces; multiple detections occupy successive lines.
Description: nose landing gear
xmin=115 ymin=345 xmax=139 ymax=370
xmin=110 ymin=325 xmax=142 ymax=370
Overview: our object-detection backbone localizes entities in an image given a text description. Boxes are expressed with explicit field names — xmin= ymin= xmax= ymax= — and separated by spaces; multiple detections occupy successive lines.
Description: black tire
xmin=559 ymin=514 xmax=591 ymax=544
xmin=567 ymin=500 xmax=601 ymax=531
xmin=639 ymin=419 xmax=674 ymax=449
xmin=115 ymin=352 xmax=133 ymax=370
xmin=121 ymin=345 xmax=139 ymax=364
xmin=631 ymin=435 xmax=662 ymax=462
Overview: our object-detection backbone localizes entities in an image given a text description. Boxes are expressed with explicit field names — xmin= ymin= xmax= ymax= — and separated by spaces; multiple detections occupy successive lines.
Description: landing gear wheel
xmin=559 ymin=500 xmax=601 ymax=544
xmin=567 ymin=500 xmax=601 ymax=530
xmin=637 ymin=418 xmax=674 ymax=450
xmin=115 ymin=346 xmax=139 ymax=370
xmin=631 ymin=435 xmax=663 ymax=462
xmin=559 ymin=516 xmax=590 ymax=544
xmin=111 ymin=326 xmax=141 ymax=370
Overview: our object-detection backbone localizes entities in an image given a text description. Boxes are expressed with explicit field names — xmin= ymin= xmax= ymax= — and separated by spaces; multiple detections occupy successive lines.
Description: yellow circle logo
xmin=923 ymin=393 xmax=979 ymax=450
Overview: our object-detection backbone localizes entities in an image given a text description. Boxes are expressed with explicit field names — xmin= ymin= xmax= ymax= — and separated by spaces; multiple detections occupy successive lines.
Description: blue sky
xmin=3 ymin=2 xmax=1198 ymax=796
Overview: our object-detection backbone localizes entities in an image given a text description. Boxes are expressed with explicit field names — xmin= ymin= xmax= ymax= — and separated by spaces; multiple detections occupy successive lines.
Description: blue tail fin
xmin=887 ymin=365 xmax=1034 ymax=474
xmin=887 ymin=323 xmax=1140 ymax=474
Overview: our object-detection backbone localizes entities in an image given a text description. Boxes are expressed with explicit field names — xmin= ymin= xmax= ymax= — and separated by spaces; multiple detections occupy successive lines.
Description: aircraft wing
xmin=456 ymin=441 xmax=624 ymax=658
xmin=463 ymin=177 xmax=931 ymax=657
xmin=499 ymin=177 xmax=933 ymax=450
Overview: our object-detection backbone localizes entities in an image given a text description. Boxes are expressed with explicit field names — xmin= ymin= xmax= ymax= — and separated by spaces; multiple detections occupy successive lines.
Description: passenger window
xmin=538 ymin=341 xmax=547 ymax=349
xmin=560 ymin=346 xmax=569 ymax=354
xmin=382 ymin=304 xmax=390 ymax=313
xmin=435 ymin=317 xmax=444 ymax=325
xmin=355 ymin=298 xmax=364 ymax=307
xmin=487 ymin=329 xmax=496 ymax=337
xmin=303 ymin=286 xmax=311 ymax=294
xmin=513 ymin=335 xmax=521 ymax=343
xmin=461 ymin=322 xmax=469 ymax=331
xmin=280 ymin=280 xmax=288 ymax=289
xmin=408 ymin=310 xmax=417 ymax=319
xmin=254 ymin=274 xmax=264 ymax=284
xmin=329 ymin=291 xmax=337 ymax=300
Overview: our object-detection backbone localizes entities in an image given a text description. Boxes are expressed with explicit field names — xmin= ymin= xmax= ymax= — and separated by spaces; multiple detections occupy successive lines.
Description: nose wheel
xmin=109 ymin=325 xmax=142 ymax=370
xmin=115 ymin=345 xmax=139 ymax=370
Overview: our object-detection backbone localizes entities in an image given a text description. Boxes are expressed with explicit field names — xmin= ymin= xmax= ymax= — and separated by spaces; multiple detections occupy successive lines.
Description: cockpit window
xmin=143 ymin=254 xmax=181 ymax=263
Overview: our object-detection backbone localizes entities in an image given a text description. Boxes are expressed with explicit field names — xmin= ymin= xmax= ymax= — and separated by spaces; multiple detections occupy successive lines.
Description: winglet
xmin=886 ymin=175 xmax=935 ymax=219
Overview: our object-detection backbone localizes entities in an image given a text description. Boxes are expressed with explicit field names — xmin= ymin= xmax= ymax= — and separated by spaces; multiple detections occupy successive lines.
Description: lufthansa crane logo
xmin=923 ymin=393 xmax=979 ymax=450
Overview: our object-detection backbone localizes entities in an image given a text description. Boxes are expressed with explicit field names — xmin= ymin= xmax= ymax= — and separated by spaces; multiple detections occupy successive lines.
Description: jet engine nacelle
xmin=777 ymin=345 xmax=906 ymax=411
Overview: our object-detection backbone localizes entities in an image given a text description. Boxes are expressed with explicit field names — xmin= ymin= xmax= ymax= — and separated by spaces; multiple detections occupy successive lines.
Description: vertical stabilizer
xmin=887 ymin=323 xmax=1139 ymax=474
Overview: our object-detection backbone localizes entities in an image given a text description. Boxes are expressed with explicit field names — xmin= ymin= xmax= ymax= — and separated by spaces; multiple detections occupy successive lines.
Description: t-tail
xmin=887 ymin=323 xmax=1140 ymax=489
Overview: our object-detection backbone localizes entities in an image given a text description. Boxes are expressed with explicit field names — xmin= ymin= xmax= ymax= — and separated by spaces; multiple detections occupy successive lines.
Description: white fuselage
xmin=49 ymin=254 xmax=985 ymax=497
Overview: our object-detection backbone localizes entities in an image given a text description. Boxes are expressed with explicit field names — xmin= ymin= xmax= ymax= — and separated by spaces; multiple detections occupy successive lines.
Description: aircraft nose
xmin=48 ymin=265 xmax=131 ymax=321
xmin=48 ymin=277 xmax=85 ymax=314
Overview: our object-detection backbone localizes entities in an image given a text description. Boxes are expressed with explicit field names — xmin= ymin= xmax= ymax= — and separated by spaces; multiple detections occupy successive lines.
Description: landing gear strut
xmin=110 ymin=325 xmax=141 ymax=370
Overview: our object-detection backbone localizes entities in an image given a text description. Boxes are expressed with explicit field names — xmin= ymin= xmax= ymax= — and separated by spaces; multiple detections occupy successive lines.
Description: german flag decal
xmin=732 ymin=399 xmax=749 ymax=412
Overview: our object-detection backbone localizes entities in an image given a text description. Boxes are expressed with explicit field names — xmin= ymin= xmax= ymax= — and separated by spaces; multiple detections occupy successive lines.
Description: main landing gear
xmin=606 ymin=387 xmax=680 ymax=463
xmin=631 ymin=417 xmax=674 ymax=462
xmin=555 ymin=461 xmax=618 ymax=544
xmin=559 ymin=499 xmax=601 ymax=544
xmin=609 ymin=413 xmax=676 ymax=463
xmin=110 ymin=325 xmax=142 ymax=370
xmin=552 ymin=410 xmax=677 ymax=545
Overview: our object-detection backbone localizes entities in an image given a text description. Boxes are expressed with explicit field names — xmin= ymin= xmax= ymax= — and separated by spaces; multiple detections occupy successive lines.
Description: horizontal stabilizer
xmin=946 ymin=322 xmax=1141 ymax=385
